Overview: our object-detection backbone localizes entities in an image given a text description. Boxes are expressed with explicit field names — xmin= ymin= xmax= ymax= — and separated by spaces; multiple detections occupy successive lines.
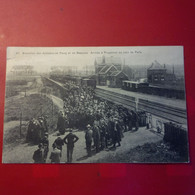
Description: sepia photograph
xmin=2 ymin=46 xmax=189 ymax=163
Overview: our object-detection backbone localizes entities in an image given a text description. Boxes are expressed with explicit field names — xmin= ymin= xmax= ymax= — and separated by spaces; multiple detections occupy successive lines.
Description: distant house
xmin=95 ymin=56 xmax=128 ymax=86
xmin=94 ymin=56 xmax=122 ymax=74
xmin=147 ymin=60 xmax=175 ymax=85
xmin=97 ymin=64 xmax=118 ymax=85
xmin=11 ymin=65 xmax=35 ymax=76
xmin=108 ymin=71 xmax=129 ymax=88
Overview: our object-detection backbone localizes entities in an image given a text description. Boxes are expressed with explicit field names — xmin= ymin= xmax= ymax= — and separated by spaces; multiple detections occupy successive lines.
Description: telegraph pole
xmin=20 ymin=111 xmax=22 ymax=138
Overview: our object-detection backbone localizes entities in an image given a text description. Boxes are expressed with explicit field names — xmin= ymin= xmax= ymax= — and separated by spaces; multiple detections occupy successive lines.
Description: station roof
xmin=110 ymin=71 xmax=128 ymax=78
xmin=99 ymin=64 xmax=118 ymax=74
xmin=148 ymin=60 xmax=166 ymax=70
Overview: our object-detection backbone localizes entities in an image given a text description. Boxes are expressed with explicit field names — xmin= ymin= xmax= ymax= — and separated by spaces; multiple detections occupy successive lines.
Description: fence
xmin=19 ymin=92 xmax=54 ymax=138
xmin=164 ymin=122 xmax=188 ymax=155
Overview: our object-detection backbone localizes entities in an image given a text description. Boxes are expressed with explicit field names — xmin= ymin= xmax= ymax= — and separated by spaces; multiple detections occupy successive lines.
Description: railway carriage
xmin=122 ymin=80 xmax=149 ymax=92
xmin=80 ymin=78 xmax=96 ymax=89
xmin=122 ymin=80 xmax=185 ymax=99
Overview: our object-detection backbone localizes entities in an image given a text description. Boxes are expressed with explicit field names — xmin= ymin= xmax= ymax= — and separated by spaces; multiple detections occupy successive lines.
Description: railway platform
xmin=96 ymin=86 xmax=187 ymax=110
xmin=95 ymin=86 xmax=188 ymax=127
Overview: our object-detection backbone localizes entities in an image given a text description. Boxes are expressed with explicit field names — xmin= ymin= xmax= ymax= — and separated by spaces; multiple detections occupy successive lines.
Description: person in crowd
xmin=40 ymin=132 xmax=49 ymax=162
xmin=42 ymin=115 xmax=48 ymax=133
xmin=92 ymin=120 xmax=100 ymax=153
xmin=38 ymin=116 xmax=45 ymax=140
xmin=50 ymin=143 xmax=61 ymax=163
xmin=113 ymin=118 xmax=121 ymax=148
xmin=85 ymin=124 xmax=93 ymax=157
xmin=108 ymin=116 xmax=115 ymax=146
xmin=99 ymin=119 xmax=106 ymax=150
xmin=127 ymin=110 xmax=133 ymax=131
xmin=131 ymin=111 xmax=139 ymax=131
xmin=33 ymin=143 xmax=44 ymax=163
xmin=63 ymin=129 xmax=79 ymax=163
xmin=57 ymin=111 xmax=66 ymax=135
xmin=103 ymin=116 xmax=110 ymax=149
xmin=52 ymin=137 xmax=64 ymax=156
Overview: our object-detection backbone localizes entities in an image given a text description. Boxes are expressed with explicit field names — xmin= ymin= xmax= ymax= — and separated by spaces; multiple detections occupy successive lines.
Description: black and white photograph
xmin=3 ymin=46 xmax=189 ymax=163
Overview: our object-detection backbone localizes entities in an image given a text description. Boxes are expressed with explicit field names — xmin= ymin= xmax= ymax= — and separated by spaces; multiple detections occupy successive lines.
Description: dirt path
xmin=45 ymin=127 xmax=163 ymax=163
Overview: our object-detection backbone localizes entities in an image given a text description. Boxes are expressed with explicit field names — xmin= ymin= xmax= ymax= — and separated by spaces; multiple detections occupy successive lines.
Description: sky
xmin=6 ymin=46 xmax=184 ymax=73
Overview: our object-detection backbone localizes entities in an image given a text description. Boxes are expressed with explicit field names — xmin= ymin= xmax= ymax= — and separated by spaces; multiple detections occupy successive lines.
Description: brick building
xmin=147 ymin=60 xmax=175 ymax=85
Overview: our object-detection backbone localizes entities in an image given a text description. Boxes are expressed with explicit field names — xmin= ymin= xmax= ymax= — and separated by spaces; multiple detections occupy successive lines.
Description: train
xmin=121 ymin=80 xmax=185 ymax=100
xmin=80 ymin=78 xmax=96 ymax=89
xmin=49 ymin=73 xmax=96 ymax=89
xmin=49 ymin=73 xmax=185 ymax=100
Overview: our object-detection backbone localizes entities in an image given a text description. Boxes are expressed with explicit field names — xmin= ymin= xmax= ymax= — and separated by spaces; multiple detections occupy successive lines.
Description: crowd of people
xmin=32 ymin=80 xmax=146 ymax=163
xmin=27 ymin=116 xmax=48 ymax=144
xmin=58 ymin=80 xmax=141 ymax=132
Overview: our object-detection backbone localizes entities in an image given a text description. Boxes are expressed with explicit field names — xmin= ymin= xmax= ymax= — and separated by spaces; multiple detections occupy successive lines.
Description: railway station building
xmin=147 ymin=60 xmax=176 ymax=85
xmin=108 ymin=71 xmax=129 ymax=88
xmin=95 ymin=56 xmax=128 ymax=86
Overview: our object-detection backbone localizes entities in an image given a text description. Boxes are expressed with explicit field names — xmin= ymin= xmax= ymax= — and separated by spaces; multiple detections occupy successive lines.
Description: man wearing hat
xmin=113 ymin=118 xmax=121 ymax=148
xmin=85 ymin=124 xmax=93 ymax=157
xmin=63 ymin=129 xmax=79 ymax=163
xmin=57 ymin=111 xmax=66 ymax=135
xmin=33 ymin=143 xmax=44 ymax=163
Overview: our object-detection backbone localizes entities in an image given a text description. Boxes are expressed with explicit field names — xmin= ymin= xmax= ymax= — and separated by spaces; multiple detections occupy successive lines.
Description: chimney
xmin=122 ymin=58 xmax=125 ymax=71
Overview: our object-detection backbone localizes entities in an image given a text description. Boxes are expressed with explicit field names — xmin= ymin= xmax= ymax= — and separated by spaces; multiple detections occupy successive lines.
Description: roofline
xmin=105 ymin=64 xmax=118 ymax=74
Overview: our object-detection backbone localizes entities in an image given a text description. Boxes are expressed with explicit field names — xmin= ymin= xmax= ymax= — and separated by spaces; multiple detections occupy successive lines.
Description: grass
xmin=4 ymin=93 xmax=60 ymax=145
xmin=5 ymin=76 xmax=37 ymax=98
xmin=94 ymin=141 xmax=189 ymax=163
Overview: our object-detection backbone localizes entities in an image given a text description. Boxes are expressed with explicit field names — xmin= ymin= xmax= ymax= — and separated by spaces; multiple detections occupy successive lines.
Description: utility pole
xmin=40 ymin=103 xmax=43 ymax=115
xmin=135 ymin=97 xmax=139 ymax=112
xmin=52 ymin=100 xmax=54 ymax=124
xmin=20 ymin=111 xmax=22 ymax=138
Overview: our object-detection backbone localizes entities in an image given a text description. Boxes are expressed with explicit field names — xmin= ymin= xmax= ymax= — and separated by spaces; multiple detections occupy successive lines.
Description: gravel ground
xmin=3 ymin=127 xmax=163 ymax=163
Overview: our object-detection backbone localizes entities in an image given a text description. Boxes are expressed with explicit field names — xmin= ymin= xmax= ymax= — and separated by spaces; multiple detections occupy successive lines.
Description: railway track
xmin=95 ymin=88 xmax=187 ymax=125
xmin=42 ymin=77 xmax=69 ymax=91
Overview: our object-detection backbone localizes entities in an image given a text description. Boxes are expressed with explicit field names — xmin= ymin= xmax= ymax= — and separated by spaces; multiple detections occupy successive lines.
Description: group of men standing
xmin=33 ymin=130 xmax=79 ymax=163
xmin=32 ymin=115 xmax=124 ymax=163
xmin=85 ymin=116 xmax=122 ymax=157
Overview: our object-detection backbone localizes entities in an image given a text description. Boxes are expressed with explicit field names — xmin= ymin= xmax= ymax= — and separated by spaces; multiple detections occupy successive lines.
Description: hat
xmin=53 ymin=143 xmax=57 ymax=148
xmin=38 ymin=143 xmax=43 ymax=148
xmin=87 ymin=124 xmax=91 ymax=128
xmin=44 ymin=132 xmax=48 ymax=135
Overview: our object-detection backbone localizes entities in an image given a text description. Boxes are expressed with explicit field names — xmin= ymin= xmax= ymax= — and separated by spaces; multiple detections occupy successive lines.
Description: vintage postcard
xmin=3 ymin=46 xmax=189 ymax=163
